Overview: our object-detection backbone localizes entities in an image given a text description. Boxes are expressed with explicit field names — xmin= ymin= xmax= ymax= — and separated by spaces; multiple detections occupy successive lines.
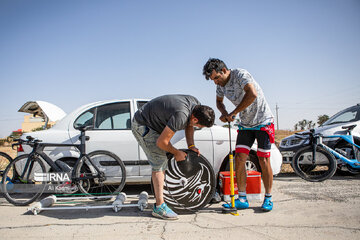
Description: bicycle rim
xmin=75 ymin=151 xmax=126 ymax=195
xmin=0 ymin=152 xmax=12 ymax=182
xmin=1 ymin=155 xmax=46 ymax=206
xmin=292 ymin=146 xmax=337 ymax=182
xmin=162 ymin=150 xmax=216 ymax=214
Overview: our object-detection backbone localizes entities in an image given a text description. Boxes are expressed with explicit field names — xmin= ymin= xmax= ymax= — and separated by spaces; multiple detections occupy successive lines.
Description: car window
xmin=95 ymin=102 xmax=131 ymax=130
xmin=137 ymin=101 xmax=148 ymax=110
xmin=323 ymin=107 xmax=358 ymax=125
xmin=74 ymin=109 xmax=95 ymax=129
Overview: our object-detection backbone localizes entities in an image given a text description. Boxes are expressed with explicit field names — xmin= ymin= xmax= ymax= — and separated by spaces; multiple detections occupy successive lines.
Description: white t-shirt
xmin=216 ymin=68 xmax=274 ymax=127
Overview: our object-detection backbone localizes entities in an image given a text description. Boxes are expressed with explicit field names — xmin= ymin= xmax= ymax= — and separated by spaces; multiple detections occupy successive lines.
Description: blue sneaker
xmin=222 ymin=196 xmax=249 ymax=209
xmin=261 ymin=196 xmax=273 ymax=212
xmin=152 ymin=203 xmax=178 ymax=220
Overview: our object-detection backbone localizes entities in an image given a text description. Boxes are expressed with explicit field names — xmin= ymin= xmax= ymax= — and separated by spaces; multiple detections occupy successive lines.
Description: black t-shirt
xmin=134 ymin=94 xmax=200 ymax=133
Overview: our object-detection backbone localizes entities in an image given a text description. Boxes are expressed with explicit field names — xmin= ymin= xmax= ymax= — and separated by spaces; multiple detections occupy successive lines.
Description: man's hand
xmin=220 ymin=113 xmax=236 ymax=122
xmin=174 ymin=150 xmax=187 ymax=162
xmin=189 ymin=146 xmax=200 ymax=156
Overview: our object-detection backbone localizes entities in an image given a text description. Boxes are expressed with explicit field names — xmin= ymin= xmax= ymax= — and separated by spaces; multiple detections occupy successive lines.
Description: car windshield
xmin=322 ymin=106 xmax=359 ymax=126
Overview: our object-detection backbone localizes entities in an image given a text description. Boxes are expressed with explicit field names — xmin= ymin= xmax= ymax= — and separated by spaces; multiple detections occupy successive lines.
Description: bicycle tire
xmin=1 ymin=154 xmax=46 ymax=206
xmin=0 ymin=152 xmax=13 ymax=181
xmin=162 ymin=150 xmax=216 ymax=214
xmin=75 ymin=150 xmax=126 ymax=195
xmin=292 ymin=145 xmax=337 ymax=182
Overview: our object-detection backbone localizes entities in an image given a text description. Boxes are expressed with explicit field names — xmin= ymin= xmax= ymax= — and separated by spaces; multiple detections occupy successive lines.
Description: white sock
xmin=238 ymin=192 xmax=246 ymax=198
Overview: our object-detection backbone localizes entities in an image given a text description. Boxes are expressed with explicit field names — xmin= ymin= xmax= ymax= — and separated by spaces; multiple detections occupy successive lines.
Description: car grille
xmin=280 ymin=138 xmax=303 ymax=147
xmin=290 ymin=138 xmax=302 ymax=145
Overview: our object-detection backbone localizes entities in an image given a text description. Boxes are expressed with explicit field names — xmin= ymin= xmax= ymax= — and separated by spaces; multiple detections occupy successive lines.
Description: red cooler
xmin=219 ymin=170 xmax=262 ymax=201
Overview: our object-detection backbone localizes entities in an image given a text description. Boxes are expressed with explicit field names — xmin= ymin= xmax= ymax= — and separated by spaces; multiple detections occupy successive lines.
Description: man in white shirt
xmin=203 ymin=58 xmax=275 ymax=211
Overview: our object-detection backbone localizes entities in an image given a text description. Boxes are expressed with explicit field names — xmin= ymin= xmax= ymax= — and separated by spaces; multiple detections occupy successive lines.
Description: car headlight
xmin=280 ymin=137 xmax=308 ymax=147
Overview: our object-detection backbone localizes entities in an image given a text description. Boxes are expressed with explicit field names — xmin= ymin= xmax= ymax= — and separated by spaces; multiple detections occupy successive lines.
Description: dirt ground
xmin=0 ymin=173 xmax=359 ymax=240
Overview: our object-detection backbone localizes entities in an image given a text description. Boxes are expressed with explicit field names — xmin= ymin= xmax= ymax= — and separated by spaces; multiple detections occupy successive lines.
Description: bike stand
xmin=27 ymin=191 xmax=149 ymax=215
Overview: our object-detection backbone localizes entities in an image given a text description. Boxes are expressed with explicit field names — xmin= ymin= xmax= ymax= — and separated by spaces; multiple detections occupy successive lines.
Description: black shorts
xmin=235 ymin=129 xmax=271 ymax=158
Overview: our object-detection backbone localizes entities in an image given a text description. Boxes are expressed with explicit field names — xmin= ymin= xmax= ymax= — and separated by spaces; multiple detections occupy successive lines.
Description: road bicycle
xmin=1 ymin=125 xmax=126 ymax=206
xmin=292 ymin=124 xmax=360 ymax=182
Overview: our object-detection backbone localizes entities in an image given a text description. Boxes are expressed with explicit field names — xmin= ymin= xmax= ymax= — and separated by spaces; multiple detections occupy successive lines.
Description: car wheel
xmin=221 ymin=151 xmax=262 ymax=173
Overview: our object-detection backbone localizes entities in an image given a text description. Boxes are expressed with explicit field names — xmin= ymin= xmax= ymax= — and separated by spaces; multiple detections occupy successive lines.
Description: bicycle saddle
xmin=342 ymin=124 xmax=357 ymax=131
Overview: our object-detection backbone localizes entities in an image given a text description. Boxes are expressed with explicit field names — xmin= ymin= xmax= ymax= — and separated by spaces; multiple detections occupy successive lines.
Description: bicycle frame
xmin=20 ymin=129 xmax=104 ymax=184
xmin=316 ymin=134 xmax=360 ymax=169
xmin=24 ymin=142 xmax=81 ymax=177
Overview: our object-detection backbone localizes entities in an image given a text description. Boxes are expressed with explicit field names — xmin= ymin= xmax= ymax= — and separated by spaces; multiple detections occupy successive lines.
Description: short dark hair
xmin=192 ymin=105 xmax=215 ymax=128
xmin=202 ymin=58 xmax=228 ymax=80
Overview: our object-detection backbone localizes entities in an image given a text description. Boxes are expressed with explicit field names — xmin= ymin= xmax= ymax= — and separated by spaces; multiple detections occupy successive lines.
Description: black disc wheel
xmin=1 ymin=154 xmax=46 ymax=206
xmin=162 ymin=150 xmax=216 ymax=214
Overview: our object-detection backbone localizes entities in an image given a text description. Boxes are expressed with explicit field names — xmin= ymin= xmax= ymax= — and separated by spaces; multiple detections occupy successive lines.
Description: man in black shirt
xmin=132 ymin=94 xmax=215 ymax=220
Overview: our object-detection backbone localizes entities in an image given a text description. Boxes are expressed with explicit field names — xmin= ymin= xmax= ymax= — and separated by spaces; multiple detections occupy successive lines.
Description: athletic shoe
xmin=222 ymin=196 xmax=249 ymax=209
xmin=152 ymin=203 xmax=178 ymax=220
xmin=261 ymin=196 xmax=273 ymax=212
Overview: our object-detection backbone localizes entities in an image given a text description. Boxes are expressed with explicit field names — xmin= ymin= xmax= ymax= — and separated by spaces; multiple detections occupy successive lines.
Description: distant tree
xmin=295 ymin=119 xmax=315 ymax=130
xmin=317 ymin=114 xmax=329 ymax=126
xmin=307 ymin=120 xmax=315 ymax=129
xmin=298 ymin=119 xmax=308 ymax=130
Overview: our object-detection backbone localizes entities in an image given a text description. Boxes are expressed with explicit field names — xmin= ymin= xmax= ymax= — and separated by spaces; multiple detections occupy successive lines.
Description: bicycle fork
xmin=20 ymin=156 xmax=36 ymax=183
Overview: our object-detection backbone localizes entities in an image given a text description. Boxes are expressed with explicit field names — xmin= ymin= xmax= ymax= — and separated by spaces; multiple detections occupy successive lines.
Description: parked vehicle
xmin=279 ymin=104 xmax=360 ymax=174
xmin=291 ymin=125 xmax=360 ymax=182
xmin=17 ymin=99 xmax=282 ymax=185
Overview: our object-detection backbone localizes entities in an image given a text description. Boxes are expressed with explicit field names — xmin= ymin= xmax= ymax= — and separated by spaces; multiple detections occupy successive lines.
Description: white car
xmin=17 ymin=99 xmax=282 ymax=185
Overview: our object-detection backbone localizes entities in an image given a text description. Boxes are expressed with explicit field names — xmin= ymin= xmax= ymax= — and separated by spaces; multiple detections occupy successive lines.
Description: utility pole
xmin=275 ymin=103 xmax=279 ymax=130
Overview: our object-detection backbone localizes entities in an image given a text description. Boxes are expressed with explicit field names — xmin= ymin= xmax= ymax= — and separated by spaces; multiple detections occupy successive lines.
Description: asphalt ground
xmin=0 ymin=172 xmax=360 ymax=240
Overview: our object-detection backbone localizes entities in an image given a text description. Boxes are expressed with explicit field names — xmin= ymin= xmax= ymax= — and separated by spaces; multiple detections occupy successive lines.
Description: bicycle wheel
xmin=292 ymin=146 xmax=337 ymax=182
xmin=1 ymin=154 xmax=46 ymax=206
xmin=162 ymin=150 xmax=216 ymax=214
xmin=75 ymin=151 xmax=126 ymax=195
xmin=0 ymin=152 xmax=12 ymax=182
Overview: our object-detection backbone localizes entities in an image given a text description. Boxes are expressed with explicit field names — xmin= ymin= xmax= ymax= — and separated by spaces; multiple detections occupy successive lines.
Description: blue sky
xmin=1 ymin=0 xmax=359 ymax=138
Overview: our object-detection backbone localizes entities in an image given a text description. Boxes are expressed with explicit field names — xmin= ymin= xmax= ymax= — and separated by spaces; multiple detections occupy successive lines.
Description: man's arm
xmin=185 ymin=124 xmax=200 ymax=155
xmin=157 ymin=126 xmax=187 ymax=161
xmin=216 ymin=96 xmax=229 ymax=122
xmin=221 ymin=83 xmax=257 ymax=122
xmin=229 ymin=83 xmax=257 ymax=117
